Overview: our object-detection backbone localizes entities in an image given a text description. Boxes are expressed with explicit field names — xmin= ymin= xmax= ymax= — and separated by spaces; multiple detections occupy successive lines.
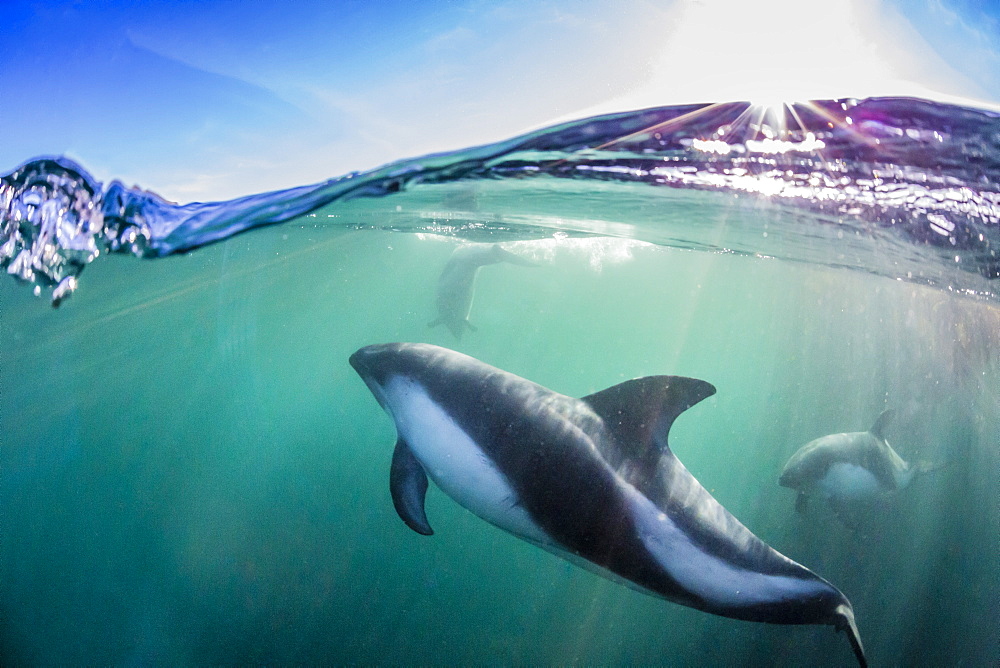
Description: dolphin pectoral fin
xmin=390 ymin=437 xmax=434 ymax=536
xmin=834 ymin=603 xmax=868 ymax=667
xmin=869 ymin=408 xmax=895 ymax=441
xmin=795 ymin=492 xmax=809 ymax=514
xmin=427 ymin=317 xmax=444 ymax=329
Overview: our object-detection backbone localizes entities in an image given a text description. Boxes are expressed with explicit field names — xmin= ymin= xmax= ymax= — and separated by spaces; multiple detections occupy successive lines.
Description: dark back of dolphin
xmin=350 ymin=343 xmax=867 ymax=666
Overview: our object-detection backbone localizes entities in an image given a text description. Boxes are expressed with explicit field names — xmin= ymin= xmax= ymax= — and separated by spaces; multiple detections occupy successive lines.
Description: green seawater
xmin=2 ymin=182 xmax=998 ymax=666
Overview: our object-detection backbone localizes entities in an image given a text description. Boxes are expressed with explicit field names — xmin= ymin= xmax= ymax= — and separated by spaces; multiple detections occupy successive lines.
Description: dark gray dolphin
xmin=780 ymin=410 xmax=942 ymax=514
xmin=350 ymin=343 xmax=867 ymax=666
xmin=428 ymin=243 xmax=536 ymax=340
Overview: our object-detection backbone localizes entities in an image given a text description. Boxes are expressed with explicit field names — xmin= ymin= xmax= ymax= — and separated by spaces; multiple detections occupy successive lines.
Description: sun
xmin=746 ymin=99 xmax=792 ymax=136
xmin=610 ymin=0 xmax=962 ymax=114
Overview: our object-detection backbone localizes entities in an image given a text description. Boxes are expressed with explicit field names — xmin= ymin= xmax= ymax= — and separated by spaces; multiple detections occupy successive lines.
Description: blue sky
xmin=2 ymin=0 xmax=999 ymax=201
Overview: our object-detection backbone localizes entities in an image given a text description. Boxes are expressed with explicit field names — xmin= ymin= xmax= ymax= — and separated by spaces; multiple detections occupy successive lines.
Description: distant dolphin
xmin=350 ymin=343 xmax=867 ymax=666
xmin=779 ymin=409 xmax=941 ymax=514
xmin=428 ymin=243 xmax=536 ymax=340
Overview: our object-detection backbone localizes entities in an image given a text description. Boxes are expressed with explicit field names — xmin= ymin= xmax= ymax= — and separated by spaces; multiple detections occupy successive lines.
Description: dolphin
xmin=779 ymin=409 xmax=941 ymax=514
xmin=427 ymin=243 xmax=536 ymax=340
xmin=349 ymin=343 xmax=867 ymax=666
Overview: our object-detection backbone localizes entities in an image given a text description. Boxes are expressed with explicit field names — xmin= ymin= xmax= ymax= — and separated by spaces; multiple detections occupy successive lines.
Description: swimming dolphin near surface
xmin=350 ymin=343 xmax=867 ymax=666
xmin=780 ymin=409 xmax=942 ymax=515
xmin=428 ymin=243 xmax=536 ymax=340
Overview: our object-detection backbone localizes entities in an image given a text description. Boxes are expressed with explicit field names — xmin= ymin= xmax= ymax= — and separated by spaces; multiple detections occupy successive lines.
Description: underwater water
xmin=2 ymin=98 xmax=1000 ymax=666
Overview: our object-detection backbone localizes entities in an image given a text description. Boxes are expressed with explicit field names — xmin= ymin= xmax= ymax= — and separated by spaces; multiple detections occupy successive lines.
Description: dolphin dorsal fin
xmin=582 ymin=375 xmax=716 ymax=471
xmin=869 ymin=409 xmax=895 ymax=441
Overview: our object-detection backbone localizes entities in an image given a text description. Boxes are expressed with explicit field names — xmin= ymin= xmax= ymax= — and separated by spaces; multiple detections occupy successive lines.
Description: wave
xmin=2 ymin=97 xmax=999 ymax=305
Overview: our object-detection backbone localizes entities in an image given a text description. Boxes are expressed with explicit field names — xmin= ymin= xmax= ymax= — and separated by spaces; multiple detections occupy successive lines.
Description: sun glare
xmin=573 ymin=0 xmax=990 ymax=122
xmin=548 ymin=0 xmax=996 ymax=167
xmin=581 ymin=0 xmax=964 ymax=147
xmin=746 ymin=100 xmax=790 ymax=136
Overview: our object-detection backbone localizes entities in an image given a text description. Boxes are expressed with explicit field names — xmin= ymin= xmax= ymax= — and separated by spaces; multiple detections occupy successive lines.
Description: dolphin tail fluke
xmin=834 ymin=603 xmax=868 ymax=668
xmin=390 ymin=437 xmax=434 ymax=536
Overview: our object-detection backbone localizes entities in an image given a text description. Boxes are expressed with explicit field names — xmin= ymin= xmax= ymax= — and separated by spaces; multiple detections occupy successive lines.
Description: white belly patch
xmin=819 ymin=462 xmax=882 ymax=500
xmin=383 ymin=376 xmax=550 ymax=545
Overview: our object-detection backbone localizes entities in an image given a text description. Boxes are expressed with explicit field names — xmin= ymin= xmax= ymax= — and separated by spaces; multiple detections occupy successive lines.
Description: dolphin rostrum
xmin=427 ymin=243 xmax=536 ymax=340
xmin=780 ymin=409 xmax=942 ymax=514
xmin=349 ymin=343 xmax=867 ymax=666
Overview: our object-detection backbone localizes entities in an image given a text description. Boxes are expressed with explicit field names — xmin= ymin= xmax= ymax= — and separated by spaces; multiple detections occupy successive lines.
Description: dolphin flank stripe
xmin=429 ymin=367 xmax=812 ymax=583
xmin=625 ymin=486 xmax=833 ymax=611
xmin=350 ymin=343 xmax=867 ymax=667
xmin=422 ymin=367 xmax=816 ymax=605
xmin=419 ymin=367 xmax=830 ymax=616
